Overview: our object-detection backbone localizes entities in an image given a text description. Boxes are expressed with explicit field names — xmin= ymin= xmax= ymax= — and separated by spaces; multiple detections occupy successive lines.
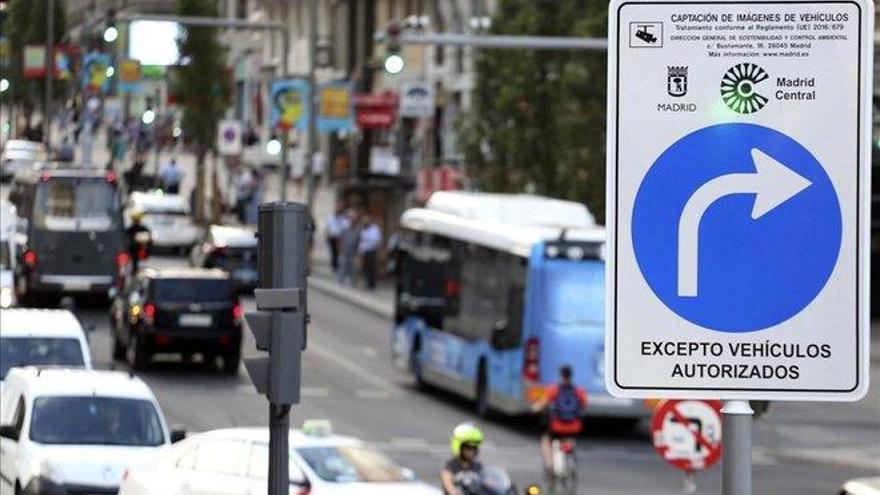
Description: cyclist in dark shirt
xmin=125 ymin=210 xmax=152 ymax=273
xmin=442 ymin=423 xmax=484 ymax=495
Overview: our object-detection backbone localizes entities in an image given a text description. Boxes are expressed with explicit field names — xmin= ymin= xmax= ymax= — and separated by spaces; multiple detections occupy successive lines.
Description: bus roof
xmin=402 ymin=192 xmax=604 ymax=257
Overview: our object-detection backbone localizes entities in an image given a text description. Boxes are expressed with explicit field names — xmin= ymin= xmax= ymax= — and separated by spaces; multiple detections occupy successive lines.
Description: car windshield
xmin=296 ymin=445 xmax=409 ymax=483
xmin=0 ymin=242 xmax=10 ymax=269
xmin=0 ymin=337 xmax=84 ymax=379
xmin=151 ymin=278 xmax=232 ymax=303
xmin=33 ymin=179 xmax=120 ymax=231
xmin=540 ymin=259 xmax=605 ymax=325
xmin=30 ymin=396 xmax=165 ymax=446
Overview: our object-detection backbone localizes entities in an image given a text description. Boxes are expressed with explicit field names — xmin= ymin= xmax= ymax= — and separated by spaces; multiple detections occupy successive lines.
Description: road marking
xmin=389 ymin=437 xmax=430 ymax=448
xmin=302 ymin=386 xmax=331 ymax=397
xmin=362 ymin=347 xmax=379 ymax=358
xmin=308 ymin=335 xmax=398 ymax=393
xmin=355 ymin=389 xmax=390 ymax=399
xmin=677 ymin=148 xmax=811 ymax=296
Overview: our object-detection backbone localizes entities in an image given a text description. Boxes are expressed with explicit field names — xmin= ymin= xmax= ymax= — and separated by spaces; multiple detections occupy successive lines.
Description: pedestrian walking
xmin=337 ymin=210 xmax=360 ymax=286
xmin=233 ymin=166 xmax=256 ymax=224
xmin=325 ymin=204 xmax=349 ymax=272
xmin=159 ymin=158 xmax=182 ymax=194
xmin=358 ymin=215 xmax=382 ymax=290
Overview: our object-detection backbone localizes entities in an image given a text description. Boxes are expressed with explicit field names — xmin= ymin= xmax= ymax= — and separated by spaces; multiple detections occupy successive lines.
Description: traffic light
xmin=142 ymin=97 xmax=155 ymax=125
xmin=103 ymin=9 xmax=118 ymax=43
xmin=244 ymin=203 xmax=310 ymax=405
xmin=383 ymin=21 xmax=404 ymax=75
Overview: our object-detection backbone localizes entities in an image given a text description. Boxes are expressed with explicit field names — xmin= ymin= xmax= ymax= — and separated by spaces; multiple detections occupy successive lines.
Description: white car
xmin=0 ymin=199 xmax=16 ymax=308
xmin=840 ymin=477 xmax=880 ymax=495
xmin=1 ymin=140 xmax=47 ymax=181
xmin=119 ymin=424 xmax=442 ymax=495
xmin=190 ymin=225 xmax=259 ymax=292
xmin=0 ymin=368 xmax=183 ymax=494
xmin=127 ymin=191 xmax=201 ymax=253
xmin=0 ymin=308 xmax=93 ymax=392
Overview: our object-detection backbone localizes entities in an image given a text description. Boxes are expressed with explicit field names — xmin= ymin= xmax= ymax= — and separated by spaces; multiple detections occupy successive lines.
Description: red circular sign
xmin=650 ymin=399 xmax=723 ymax=472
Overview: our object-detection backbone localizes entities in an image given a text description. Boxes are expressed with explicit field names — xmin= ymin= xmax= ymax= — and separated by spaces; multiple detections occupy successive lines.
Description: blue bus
xmin=391 ymin=192 xmax=652 ymax=419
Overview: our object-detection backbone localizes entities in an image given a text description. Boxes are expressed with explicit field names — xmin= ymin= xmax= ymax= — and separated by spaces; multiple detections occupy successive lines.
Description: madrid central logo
xmin=720 ymin=63 xmax=770 ymax=114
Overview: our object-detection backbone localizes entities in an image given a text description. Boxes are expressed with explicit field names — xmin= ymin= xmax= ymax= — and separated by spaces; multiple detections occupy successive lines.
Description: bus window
xmin=541 ymin=259 xmax=604 ymax=325
xmin=396 ymin=230 xmax=448 ymax=328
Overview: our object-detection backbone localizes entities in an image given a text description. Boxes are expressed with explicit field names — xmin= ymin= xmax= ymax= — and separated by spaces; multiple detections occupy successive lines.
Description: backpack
xmin=551 ymin=384 xmax=582 ymax=422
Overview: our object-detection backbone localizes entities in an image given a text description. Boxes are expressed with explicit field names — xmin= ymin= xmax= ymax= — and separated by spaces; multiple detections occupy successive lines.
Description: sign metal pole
xmin=722 ymin=400 xmax=753 ymax=495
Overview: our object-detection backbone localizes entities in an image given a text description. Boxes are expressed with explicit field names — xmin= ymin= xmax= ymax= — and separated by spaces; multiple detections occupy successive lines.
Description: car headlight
xmin=0 ymin=287 xmax=13 ymax=308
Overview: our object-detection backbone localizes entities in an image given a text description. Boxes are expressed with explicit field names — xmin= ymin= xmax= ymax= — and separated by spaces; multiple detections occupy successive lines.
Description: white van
xmin=0 ymin=309 xmax=93 ymax=391
xmin=0 ymin=199 xmax=16 ymax=308
xmin=0 ymin=368 xmax=183 ymax=494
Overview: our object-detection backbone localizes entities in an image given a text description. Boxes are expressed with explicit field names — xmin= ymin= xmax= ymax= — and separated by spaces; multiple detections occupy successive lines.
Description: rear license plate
xmin=63 ymin=280 xmax=91 ymax=291
xmin=179 ymin=313 xmax=212 ymax=327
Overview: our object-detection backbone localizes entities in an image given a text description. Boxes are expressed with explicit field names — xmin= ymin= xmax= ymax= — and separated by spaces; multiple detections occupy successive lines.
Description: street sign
xmin=217 ymin=119 xmax=242 ymax=156
xmin=399 ymin=81 xmax=435 ymax=118
xmin=606 ymin=0 xmax=872 ymax=401
xmin=271 ymin=79 xmax=310 ymax=131
xmin=118 ymin=59 xmax=142 ymax=93
xmin=317 ymin=81 xmax=355 ymax=132
xmin=651 ymin=400 xmax=722 ymax=472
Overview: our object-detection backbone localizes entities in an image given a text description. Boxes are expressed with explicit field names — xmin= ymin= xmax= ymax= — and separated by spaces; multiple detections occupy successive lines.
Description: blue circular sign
xmin=632 ymin=123 xmax=841 ymax=333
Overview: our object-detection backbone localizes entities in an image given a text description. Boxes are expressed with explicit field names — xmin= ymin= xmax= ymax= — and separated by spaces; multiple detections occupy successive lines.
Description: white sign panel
xmin=399 ymin=82 xmax=435 ymax=118
xmin=217 ymin=119 xmax=242 ymax=156
xmin=606 ymin=0 xmax=872 ymax=401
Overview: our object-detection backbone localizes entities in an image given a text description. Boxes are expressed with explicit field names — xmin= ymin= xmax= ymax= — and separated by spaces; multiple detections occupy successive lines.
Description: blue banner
xmin=80 ymin=52 xmax=112 ymax=94
xmin=317 ymin=81 xmax=355 ymax=133
xmin=270 ymin=79 xmax=310 ymax=132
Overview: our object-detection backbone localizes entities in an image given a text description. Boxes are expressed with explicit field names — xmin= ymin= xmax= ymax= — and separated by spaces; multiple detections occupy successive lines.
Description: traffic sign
xmin=651 ymin=400 xmax=722 ymax=472
xmin=606 ymin=0 xmax=872 ymax=401
xmin=217 ymin=119 xmax=242 ymax=156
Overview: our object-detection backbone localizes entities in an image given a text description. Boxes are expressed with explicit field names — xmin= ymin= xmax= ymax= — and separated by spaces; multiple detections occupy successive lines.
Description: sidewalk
xmin=308 ymin=258 xmax=395 ymax=320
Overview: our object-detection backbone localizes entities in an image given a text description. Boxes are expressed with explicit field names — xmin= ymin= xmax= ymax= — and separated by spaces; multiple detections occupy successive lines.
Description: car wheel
xmin=128 ymin=333 xmax=150 ymax=370
xmin=222 ymin=349 xmax=241 ymax=374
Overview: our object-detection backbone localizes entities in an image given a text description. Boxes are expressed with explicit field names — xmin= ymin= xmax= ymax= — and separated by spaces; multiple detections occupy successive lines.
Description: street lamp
xmin=103 ymin=26 xmax=118 ymax=43
xmin=141 ymin=109 xmax=155 ymax=125
xmin=266 ymin=138 xmax=282 ymax=156
xmin=0 ymin=78 xmax=9 ymax=93
xmin=105 ymin=66 xmax=115 ymax=78
xmin=383 ymin=53 xmax=405 ymax=75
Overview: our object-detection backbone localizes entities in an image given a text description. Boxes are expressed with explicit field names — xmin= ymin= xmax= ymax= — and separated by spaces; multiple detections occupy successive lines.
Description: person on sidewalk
xmin=358 ymin=215 xmax=383 ymax=290
xmin=325 ymin=204 xmax=349 ymax=273
xmin=337 ymin=210 xmax=360 ymax=286
xmin=159 ymin=158 xmax=182 ymax=194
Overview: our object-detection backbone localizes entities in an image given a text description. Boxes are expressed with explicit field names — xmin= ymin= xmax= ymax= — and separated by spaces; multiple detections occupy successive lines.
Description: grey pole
xmin=268 ymin=403 xmax=290 ymax=495
xmin=722 ymin=400 xmax=753 ymax=495
xmin=44 ymin=0 xmax=54 ymax=148
xmin=280 ymin=28 xmax=290 ymax=202
xmin=304 ymin=0 xmax=319 ymax=213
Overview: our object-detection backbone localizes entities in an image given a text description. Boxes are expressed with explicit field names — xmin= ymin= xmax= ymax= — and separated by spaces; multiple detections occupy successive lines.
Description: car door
xmin=179 ymin=439 xmax=250 ymax=495
xmin=0 ymin=395 xmax=26 ymax=486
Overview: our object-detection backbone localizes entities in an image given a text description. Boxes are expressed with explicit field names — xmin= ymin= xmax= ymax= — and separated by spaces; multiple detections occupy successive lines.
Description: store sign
xmin=355 ymin=92 xmax=398 ymax=130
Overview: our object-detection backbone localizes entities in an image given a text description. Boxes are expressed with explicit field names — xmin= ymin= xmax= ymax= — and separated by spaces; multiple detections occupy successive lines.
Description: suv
xmin=190 ymin=225 xmax=258 ymax=293
xmin=8 ymin=166 xmax=126 ymax=304
xmin=1 ymin=308 xmax=93 ymax=391
xmin=0 ymin=368 xmax=182 ymax=495
xmin=110 ymin=268 xmax=243 ymax=372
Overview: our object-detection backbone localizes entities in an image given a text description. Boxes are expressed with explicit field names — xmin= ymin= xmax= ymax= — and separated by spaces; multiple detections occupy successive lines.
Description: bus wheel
xmin=475 ymin=365 xmax=491 ymax=418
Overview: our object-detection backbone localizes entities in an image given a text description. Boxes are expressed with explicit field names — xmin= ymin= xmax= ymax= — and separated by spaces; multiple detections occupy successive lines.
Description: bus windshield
xmin=540 ymin=259 xmax=604 ymax=325
xmin=33 ymin=179 xmax=120 ymax=231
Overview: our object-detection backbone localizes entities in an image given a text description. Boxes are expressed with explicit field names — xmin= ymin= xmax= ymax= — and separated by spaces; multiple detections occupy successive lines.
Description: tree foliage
xmin=3 ymin=0 xmax=68 ymax=112
xmin=174 ymin=0 xmax=231 ymax=157
xmin=458 ymin=0 xmax=608 ymax=219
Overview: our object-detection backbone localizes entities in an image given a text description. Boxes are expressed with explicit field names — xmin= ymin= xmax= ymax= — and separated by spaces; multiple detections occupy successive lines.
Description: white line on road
xmin=362 ymin=347 xmax=379 ymax=358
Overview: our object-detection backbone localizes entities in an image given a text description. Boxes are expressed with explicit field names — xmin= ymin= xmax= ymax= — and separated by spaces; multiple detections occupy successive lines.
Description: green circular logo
xmin=720 ymin=63 xmax=769 ymax=114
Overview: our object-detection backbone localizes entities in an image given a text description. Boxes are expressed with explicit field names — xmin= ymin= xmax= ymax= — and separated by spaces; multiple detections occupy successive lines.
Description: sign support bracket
xmin=721 ymin=400 xmax=753 ymax=495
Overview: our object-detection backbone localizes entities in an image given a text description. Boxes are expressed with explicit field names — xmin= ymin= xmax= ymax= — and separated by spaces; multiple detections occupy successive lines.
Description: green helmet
xmin=450 ymin=423 xmax=484 ymax=457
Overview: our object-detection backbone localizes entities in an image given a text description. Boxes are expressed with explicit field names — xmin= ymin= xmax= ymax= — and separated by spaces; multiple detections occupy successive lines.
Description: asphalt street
xmin=48 ymin=254 xmax=875 ymax=495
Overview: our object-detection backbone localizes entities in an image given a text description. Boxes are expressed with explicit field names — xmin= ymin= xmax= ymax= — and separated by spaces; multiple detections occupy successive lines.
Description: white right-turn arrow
xmin=677 ymin=148 xmax=812 ymax=297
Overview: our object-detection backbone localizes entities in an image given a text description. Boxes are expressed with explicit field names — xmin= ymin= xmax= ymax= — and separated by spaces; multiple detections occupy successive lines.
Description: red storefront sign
xmin=354 ymin=92 xmax=397 ymax=130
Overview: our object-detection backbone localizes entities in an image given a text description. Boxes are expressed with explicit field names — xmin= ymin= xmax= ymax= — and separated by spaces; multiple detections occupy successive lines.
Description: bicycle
xmin=547 ymin=435 xmax=577 ymax=495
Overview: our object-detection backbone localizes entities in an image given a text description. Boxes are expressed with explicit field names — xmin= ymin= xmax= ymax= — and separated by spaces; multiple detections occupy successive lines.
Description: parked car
xmin=8 ymin=167 xmax=126 ymax=304
xmin=110 ymin=268 xmax=243 ymax=372
xmin=118 ymin=423 xmax=441 ymax=495
xmin=840 ymin=477 xmax=880 ymax=495
xmin=126 ymin=191 xmax=201 ymax=254
xmin=0 ymin=308 xmax=92 ymax=393
xmin=190 ymin=225 xmax=258 ymax=292
xmin=1 ymin=199 xmax=17 ymax=308
xmin=0 ymin=368 xmax=183 ymax=494
xmin=1 ymin=140 xmax=47 ymax=182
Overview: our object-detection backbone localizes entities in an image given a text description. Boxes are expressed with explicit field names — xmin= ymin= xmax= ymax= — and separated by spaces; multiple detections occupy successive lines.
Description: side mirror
xmin=490 ymin=319 xmax=510 ymax=349
xmin=0 ymin=425 xmax=18 ymax=441
xmin=170 ymin=428 xmax=187 ymax=443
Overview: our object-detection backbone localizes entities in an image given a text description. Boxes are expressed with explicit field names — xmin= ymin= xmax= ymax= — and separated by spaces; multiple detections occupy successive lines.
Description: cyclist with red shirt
xmin=532 ymin=365 xmax=587 ymax=474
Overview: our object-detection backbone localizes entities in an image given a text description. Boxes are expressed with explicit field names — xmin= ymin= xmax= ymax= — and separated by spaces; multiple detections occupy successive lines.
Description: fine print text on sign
xmin=606 ymin=0 xmax=873 ymax=401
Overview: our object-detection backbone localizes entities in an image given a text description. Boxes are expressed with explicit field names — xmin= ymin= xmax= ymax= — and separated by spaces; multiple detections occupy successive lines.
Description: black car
xmin=190 ymin=225 xmax=258 ymax=293
xmin=110 ymin=268 xmax=242 ymax=372
xmin=8 ymin=166 xmax=126 ymax=304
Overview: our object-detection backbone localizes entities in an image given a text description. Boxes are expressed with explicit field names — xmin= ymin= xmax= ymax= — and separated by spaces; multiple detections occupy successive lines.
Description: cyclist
xmin=125 ymin=209 xmax=152 ymax=273
xmin=532 ymin=365 xmax=587 ymax=475
xmin=442 ymin=423 xmax=485 ymax=495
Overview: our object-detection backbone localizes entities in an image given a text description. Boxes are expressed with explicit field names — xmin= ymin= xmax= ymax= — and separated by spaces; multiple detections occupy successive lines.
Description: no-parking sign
xmin=606 ymin=0 xmax=873 ymax=401
xmin=651 ymin=399 xmax=722 ymax=472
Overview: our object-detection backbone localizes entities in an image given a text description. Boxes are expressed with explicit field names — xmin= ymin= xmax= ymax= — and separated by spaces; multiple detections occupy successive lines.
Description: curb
xmin=309 ymin=275 xmax=395 ymax=320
